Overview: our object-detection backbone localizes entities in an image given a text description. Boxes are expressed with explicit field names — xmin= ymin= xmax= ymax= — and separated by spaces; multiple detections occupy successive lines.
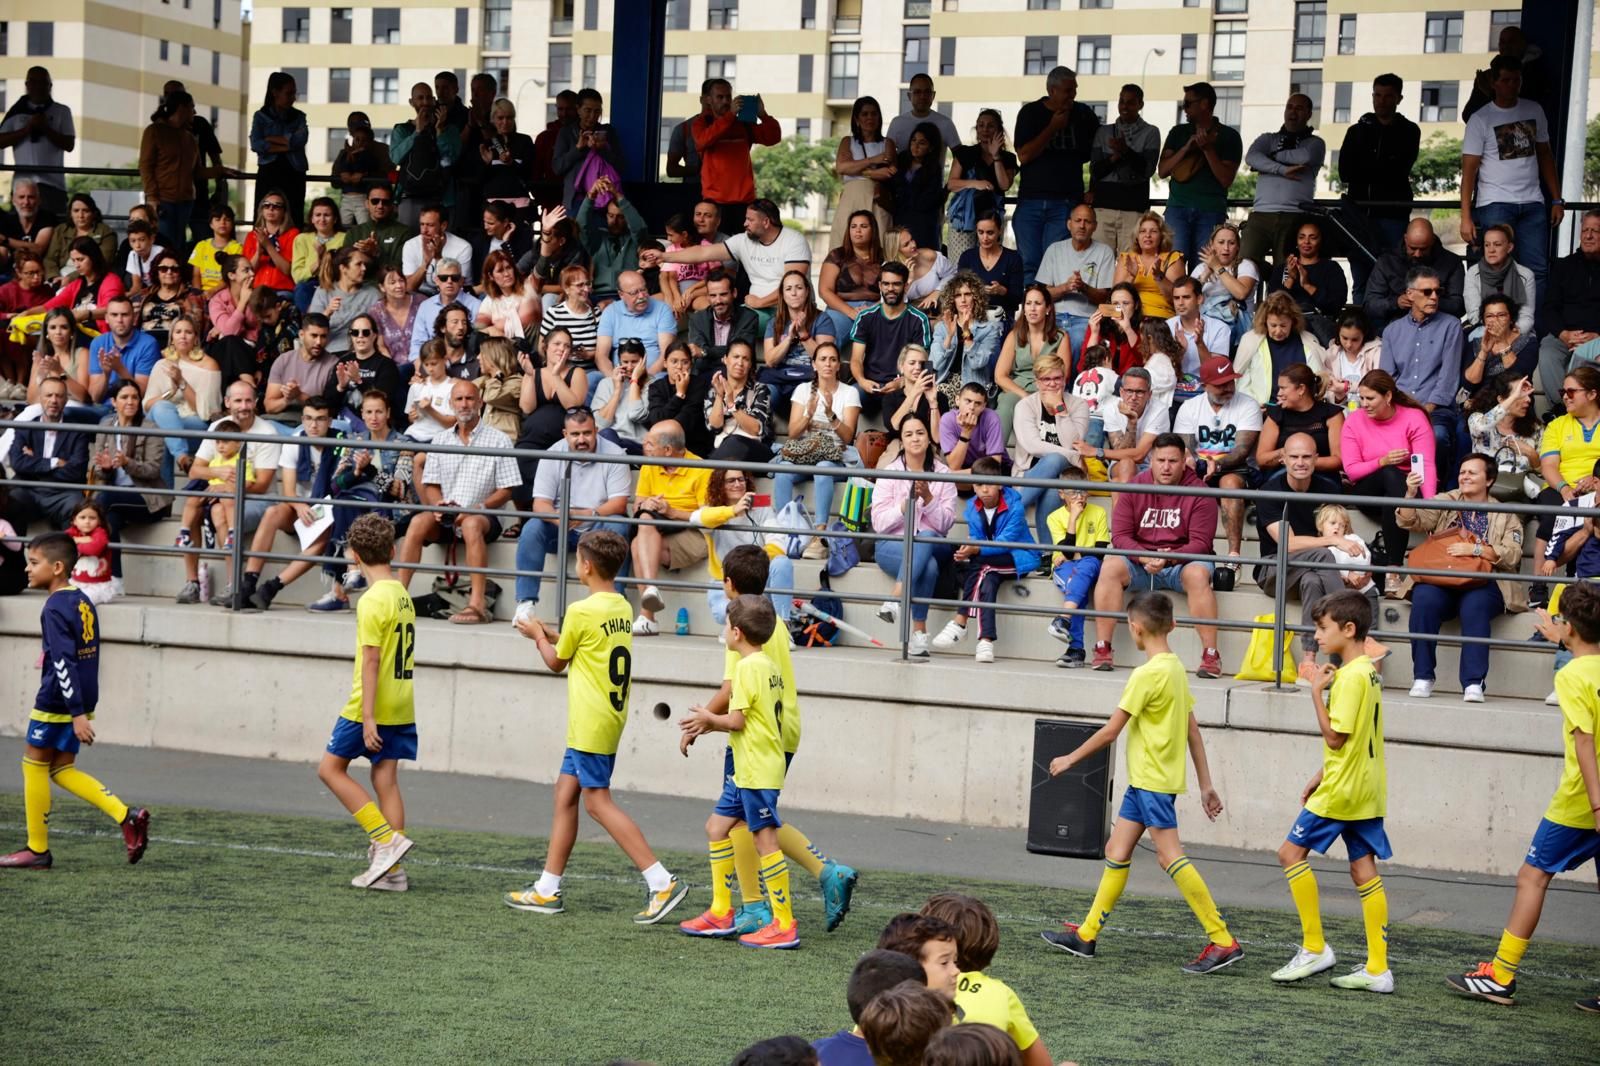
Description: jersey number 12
xmin=393 ymin=622 xmax=416 ymax=680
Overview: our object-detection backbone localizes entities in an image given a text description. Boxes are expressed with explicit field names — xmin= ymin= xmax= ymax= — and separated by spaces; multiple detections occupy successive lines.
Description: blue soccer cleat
xmin=734 ymin=900 xmax=773 ymax=935
xmin=820 ymin=860 xmax=859 ymax=932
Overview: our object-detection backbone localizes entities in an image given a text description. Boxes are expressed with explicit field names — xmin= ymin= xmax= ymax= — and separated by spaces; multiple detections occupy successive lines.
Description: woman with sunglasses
xmin=137 ymin=252 xmax=205 ymax=349
xmin=324 ymin=312 xmax=405 ymax=427
xmin=0 ymin=251 xmax=47 ymax=393
xmin=242 ymin=187 xmax=300 ymax=294
xmin=308 ymin=246 xmax=378 ymax=353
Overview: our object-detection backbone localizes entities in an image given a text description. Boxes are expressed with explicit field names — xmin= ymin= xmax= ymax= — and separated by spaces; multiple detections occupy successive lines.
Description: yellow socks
xmin=352 ymin=801 xmax=396 ymax=844
xmin=1167 ymin=856 xmax=1233 ymax=947
xmin=728 ymin=826 xmax=765 ymax=905
xmin=49 ymin=764 xmax=128 ymax=825
xmin=1357 ymin=876 xmax=1389 ymax=974
xmin=1491 ymin=929 xmax=1528 ymax=986
xmin=760 ymin=851 xmax=795 ymax=928
xmin=22 ymin=758 xmax=51 ymax=853
xmin=1077 ymin=858 xmax=1130 ymax=941
xmin=1285 ymin=860 xmax=1326 ymax=953
xmin=708 ymin=840 xmax=736 ymax=917
xmin=776 ymin=824 xmax=827 ymax=878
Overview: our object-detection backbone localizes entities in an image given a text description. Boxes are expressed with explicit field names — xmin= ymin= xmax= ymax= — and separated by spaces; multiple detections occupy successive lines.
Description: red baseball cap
xmin=1198 ymin=354 xmax=1241 ymax=386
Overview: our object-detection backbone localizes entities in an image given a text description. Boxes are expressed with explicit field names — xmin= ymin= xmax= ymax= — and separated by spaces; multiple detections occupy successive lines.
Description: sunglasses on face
xmin=261 ymin=202 xmax=286 ymax=210
xmin=369 ymin=197 xmax=391 ymax=205
xmin=349 ymin=328 xmax=374 ymax=337
xmin=157 ymin=265 xmax=181 ymax=272
xmin=1412 ymin=287 xmax=1439 ymax=296
xmin=1561 ymin=388 xmax=1593 ymax=398
xmin=437 ymin=275 xmax=462 ymax=283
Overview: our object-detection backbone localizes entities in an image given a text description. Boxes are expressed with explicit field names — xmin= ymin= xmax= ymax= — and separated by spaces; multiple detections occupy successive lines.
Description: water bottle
xmin=675 ymin=607 xmax=690 ymax=636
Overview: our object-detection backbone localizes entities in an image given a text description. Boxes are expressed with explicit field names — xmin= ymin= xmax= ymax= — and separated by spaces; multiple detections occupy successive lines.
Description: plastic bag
xmin=1233 ymin=613 xmax=1296 ymax=683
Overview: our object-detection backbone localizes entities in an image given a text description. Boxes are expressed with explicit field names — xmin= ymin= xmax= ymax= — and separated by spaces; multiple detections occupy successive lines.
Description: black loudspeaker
xmin=1027 ymin=719 xmax=1114 ymax=859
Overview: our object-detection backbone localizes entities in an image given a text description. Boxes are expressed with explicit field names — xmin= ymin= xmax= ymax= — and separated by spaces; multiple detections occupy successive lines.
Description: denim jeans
xmin=773 ymin=457 xmax=850 ymax=525
xmin=708 ymin=553 xmax=794 ymax=624
xmin=1012 ymin=199 xmax=1070 ymax=286
xmin=1016 ymin=452 xmax=1071 ymax=542
xmin=1051 ymin=556 xmax=1102 ymax=647
xmin=1472 ymin=200 xmax=1549 ymax=305
xmin=1164 ymin=205 xmax=1225 ymax=268
xmin=1055 ymin=312 xmax=1089 ymax=374
xmin=1408 ymin=580 xmax=1504 ymax=687
xmin=823 ymin=300 xmax=873 ymax=345
xmin=874 ymin=538 xmax=956 ymax=623
xmin=514 ymin=518 xmax=631 ymax=604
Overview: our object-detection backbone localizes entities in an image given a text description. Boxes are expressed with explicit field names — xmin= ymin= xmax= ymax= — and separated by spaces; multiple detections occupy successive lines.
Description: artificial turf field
xmin=1 ymin=797 xmax=1594 ymax=1066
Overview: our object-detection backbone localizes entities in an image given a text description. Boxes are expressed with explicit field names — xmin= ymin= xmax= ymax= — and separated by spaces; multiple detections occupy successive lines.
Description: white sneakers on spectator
xmin=975 ymin=639 xmax=996 ymax=664
xmin=802 ymin=537 xmax=829 ymax=561
xmin=931 ymin=620 xmax=966 ymax=649
xmin=640 ymin=585 xmax=665 ymax=613
xmin=1463 ymin=684 xmax=1485 ymax=703
xmin=1546 ymin=690 xmax=1560 ymax=706
xmin=908 ymin=631 xmax=929 ymax=658
xmin=513 ymin=600 xmax=536 ymax=629
xmin=1408 ymin=680 xmax=1434 ymax=699
xmin=109 ymin=577 xmax=125 ymax=601
xmin=307 ymin=590 xmax=348 ymax=612
xmin=632 ymin=616 xmax=659 ymax=636
xmin=352 ymin=832 xmax=414 ymax=889
xmin=877 ymin=601 xmax=900 ymax=625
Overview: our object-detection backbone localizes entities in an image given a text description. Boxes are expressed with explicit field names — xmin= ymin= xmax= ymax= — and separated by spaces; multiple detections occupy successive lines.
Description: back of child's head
xmin=30 ymin=531 xmax=78 ymax=569
xmin=845 ymin=949 xmax=927 ymax=1024
xmin=577 ymin=529 xmax=628 ymax=581
xmin=1311 ymin=589 xmax=1371 ymax=641
xmin=970 ymin=456 xmax=1003 ymax=479
xmin=877 ymin=912 xmax=959 ymax=960
xmin=1560 ymin=579 xmax=1600 ymax=644
xmin=919 ymin=892 xmax=999 ymax=972
xmin=1126 ymin=591 xmax=1174 ymax=636
xmin=214 ymin=419 xmax=241 ymax=435
xmin=1314 ymin=503 xmax=1351 ymax=533
xmin=729 ymin=1035 xmax=818 ymax=1066
xmin=346 ymin=513 xmax=396 ymax=565
xmin=858 ymin=981 xmax=952 ymax=1066
xmin=728 ymin=594 xmax=777 ymax=646
xmin=722 ymin=543 xmax=771 ymax=598
xmin=1079 ymin=342 xmax=1110 ymax=370
xmin=921 ymin=1024 xmax=1023 ymax=1066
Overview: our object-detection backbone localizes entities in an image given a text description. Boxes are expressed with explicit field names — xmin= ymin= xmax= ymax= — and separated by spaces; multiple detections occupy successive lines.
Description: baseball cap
xmin=1198 ymin=355 xmax=1241 ymax=386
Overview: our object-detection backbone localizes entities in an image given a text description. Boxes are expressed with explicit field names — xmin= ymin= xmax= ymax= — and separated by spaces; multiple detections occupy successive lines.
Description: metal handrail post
xmin=554 ymin=463 xmax=573 ymax=621
xmin=898 ymin=489 xmax=916 ymax=662
xmin=1269 ymin=519 xmax=1291 ymax=691
xmin=227 ymin=457 xmax=248 ymax=609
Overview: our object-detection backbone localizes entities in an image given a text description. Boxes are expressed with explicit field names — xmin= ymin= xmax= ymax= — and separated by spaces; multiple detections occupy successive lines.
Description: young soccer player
xmin=681 ymin=544 xmax=859 ymax=934
xmin=505 ymin=529 xmax=686 ymax=923
xmin=1271 ymin=590 xmax=1393 ymax=992
xmin=1 ymin=533 xmax=149 ymax=869
xmin=315 ymin=514 xmax=417 ymax=890
xmin=677 ymin=595 xmax=799 ymax=948
xmin=877 ymin=912 xmax=962 ymax=1003
xmin=1447 ymin=579 xmax=1600 ymax=1009
xmin=813 ymin=949 xmax=929 ymax=1066
xmin=1040 ymin=590 xmax=1243 ymax=973
xmin=920 ymin=893 xmax=1053 ymax=1066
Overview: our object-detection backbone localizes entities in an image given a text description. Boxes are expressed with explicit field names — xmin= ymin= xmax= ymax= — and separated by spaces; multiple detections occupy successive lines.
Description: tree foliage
xmin=1585 ymin=114 xmax=1600 ymax=198
xmin=1412 ymin=132 xmax=1464 ymax=195
xmin=752 ymin=137 xmax=840 ymax=215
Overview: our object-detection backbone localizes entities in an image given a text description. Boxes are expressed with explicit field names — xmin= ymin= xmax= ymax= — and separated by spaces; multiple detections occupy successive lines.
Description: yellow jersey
xmin=1045 ymin=502 xmax=1110 ymax=570
xmin=728 ymin=651 xmax=786 ymax=790
xmin=188 ymin=238 xmax=241 ymax=295
xmin=556 ymin=591 xmax=634 ymax=755
xmin=1545 ymin=654 xmax=1600 ymax=829
xmin=1119 ymin=652 xmax=1194 ymax=794
xmin=954 ymin=972 xmax=1039 ymax=1052
xmin=1540 ymin=413 xmax=1600 ymax=490
xmin=341 ymin=579 xmax=416 ymax=725
xmin=1306 ymin=655 xmax=1386 ymax=821
xmin=725 ymin=629 xmax=798 ymax=755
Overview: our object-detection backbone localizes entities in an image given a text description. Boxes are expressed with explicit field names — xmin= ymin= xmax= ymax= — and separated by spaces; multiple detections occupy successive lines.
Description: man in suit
xmin=7 ymin=377 xmax=88 ymax=528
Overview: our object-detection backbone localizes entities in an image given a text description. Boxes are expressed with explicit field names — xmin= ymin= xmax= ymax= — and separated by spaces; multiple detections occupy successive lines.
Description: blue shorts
xmin=713 ymin=773 xmax=783 ymax=832
xmin=325 ymin=718 xmax=419 ymax=763
xmin=1524 ymin=818 xmax=1600 ymax=874
xmin=25 ymin=717 xmax=88 ymax=755
xmin=559 ymin=747 xmax=617 ymax=790
xmin=1126 ymin=560 xmax=1212 ymax=593
xmin=1287 ymin=809 xmax=1393 ymax=862
xmin=1117 ymin=786 xmax=1178 ymax=830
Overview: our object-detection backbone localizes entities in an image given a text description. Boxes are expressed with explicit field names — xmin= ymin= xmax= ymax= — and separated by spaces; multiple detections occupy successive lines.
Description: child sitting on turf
xmin=677 ymin=595 xmax=800 ymax=948
xmin=859 ymin=981 xmax=954 ymax=1066
xmin=1272 ymin=590 xmax=1394 ymax=993
xmin=314 ymin=513 xmax=418 ymax=891
xmin=923 ymin=1024 xmax=1025 ymax=1066
xmin=813 ymin=949 xmax=928 ymax=1066
xmin=877 ymin=912 xmax=962 ymax=1004
xmin=1448 ymin=579 xmax=1600 ymax=1011
xmin=1041 ymin=590 xmax=1243 ymax=973
xmin=506 ymin=529 xmax=686 ymax=924
xmin=1044 ymin=469 xmax=1109 ymax=669
xmin=930 ymin=456 xmax=1041 ymax=664
xmin=920 ymin=892 xmax=1054 ymax=1066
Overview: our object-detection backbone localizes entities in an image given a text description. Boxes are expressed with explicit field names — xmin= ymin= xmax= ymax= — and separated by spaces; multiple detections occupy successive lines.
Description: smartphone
xmin=1098 ymin=303 xmax=1118 ymax=318
xmin=1409 ymin=453 xmax=1426 ymax=480
xmin=736 ymin=94 xmax=761 ymax=123
xmin=750 ymin=494 xmax=772 ymax=508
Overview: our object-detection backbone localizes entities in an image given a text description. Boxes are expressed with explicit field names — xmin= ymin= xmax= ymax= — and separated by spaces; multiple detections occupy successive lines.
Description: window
xmin=834 ymin=0 xmax=861 ymax=34
xmin=550 ymin=0 xmax=573 ymax=35
xmin=484 ymin=0 xmax=511 ymax=50
xmin=1332 ymin=82 xmax=1351 ymax=123
xmin=1027 ymin=0 xmax=1061 ymax=8
xmin=1184 ymin=0 xmax=1200 ymax=6
xmin=801 ymin=0 xmax=817 ymax=29
xmin=906 ymin=0 xmax=932 ymax=16
xmin=903 ymin=26 xmax=929 ymax=82
xmin=281 ymin=7 xmax=309 ymax=43
xmin=549 ymin=43 xmax=573 ymax=94
xmin=330 ymin=68 xmax=351 ymax=104
xmin=662 ymin=56 xmax=688 ymax=93
xmin=708 ymin=0 xmax=738 ymax=30
xmin=1179 ymin=34 xmax=1197 ymax=74
xmin=0 ymin=22 xmax=8 ymax=55
xmin=584 ymin=0 xmax=598 ymax=31
xmin=658 ymin=116 xmax=678 ymax=176
xmin=210 ymin=106 xmax=219 ymax=128
xmin=331 ymin=8 xmax=352 ymax=44
xmin=1214 ymin=87 xmax=1242 ymax=128
xmin=665 ymin=0 xmax=689 ymax=31
xmin=211 ymin=51 xmax=220 ymax=83
xmin=1420 ymin=81 xmax=1458 ymax=122
xmin=1424 ymin=12 xmax=1462 ymax=54
xmin=828 ymin=42 xmax=859 ymax=99
xmin=159 ymin=39 xmax=169 ymax=61
xmin=182 ymin=44 xmax=190 ymax=65
xmin=483 ymin=58 xmax=509 ymax=95
xmin=1489 ymin=10 xmax=1519 ymax=51
xmin=213 ymin=0 xmax=222 ymax=28
xmin=1080 ymin=0 xmax=1112 ymax=7
xmin=1290 ymin=69 xmax=1321 ymax=118
xmin=582 ymin=55 xmax=596 ymax=88
xmin=796 ymin=118 xmax=812 ymax=142
xmin=371 ymin=69 xmax=399 ymax=105
xmin=326 ymin=129 xmax=348 ymax=162
xmin=455 ymin=8 xmax=468 ymax=44
xmin=1088 ymin=101 xmax=1108 ymax=122
xmin=1024 ymin=36 xmax=1057 ymax=76
xmin=1337 ymin=14 xmax=1355 ymax=54
xmin=1214 ymin=0 xmax=1247 ymax=12
xmin=1293 ymin=2 xmax=1325 ymax=62
xmin=940 ymin=38 xmax=956 ymax=77
xmin=1077 ymin=36 xmax=1110 ymax=76
xmin=1211 ymin=22 xmax=1245 ymax=81
xmin=707 ymin=55 xmax=736 ymax=81
xmin=372 ymin=9 xmax=400 ymax=44
xmin=283 ymin=67 xmax=308 ymax=97
xmin=798 ymin=54 xmax=813 ymax=93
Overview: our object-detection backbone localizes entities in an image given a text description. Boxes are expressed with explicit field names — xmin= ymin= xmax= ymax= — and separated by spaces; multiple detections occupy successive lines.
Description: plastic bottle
xmin=675 ymin=607 xmax=689 ymax=636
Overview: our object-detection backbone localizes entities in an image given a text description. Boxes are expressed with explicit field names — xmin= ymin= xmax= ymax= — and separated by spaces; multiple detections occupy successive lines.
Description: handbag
xmin=838 ymin=477 xmax=875 ymax=533
xmin=773 ymin=498 xmax=814 ymax=559
xmin=1234 ymin=613 xmax=1297 ymax=684
xmin=946 ymin=187 xmax=977 ymax=231
xmin=856 ymin=429 xmax=890 ymax=471
xmin=1405 ymin=527 xmax=1492 ymax=589
xmin=779 ymin=428 xmax=845 ymax=466
xmin=824 ymin=520 xmax=860 ymax=577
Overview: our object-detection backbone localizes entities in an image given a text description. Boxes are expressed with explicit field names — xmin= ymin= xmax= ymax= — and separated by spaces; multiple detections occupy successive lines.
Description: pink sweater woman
xmin=870 ymin=414 xmax=958 ymax=654
xmin=1340 ymin=368 xmax=1435 ymax=590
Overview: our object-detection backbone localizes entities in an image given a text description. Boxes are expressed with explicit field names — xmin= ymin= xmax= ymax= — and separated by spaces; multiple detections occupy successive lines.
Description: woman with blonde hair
xmin=469 ymin=336 xmax=524 ymax=438
xmin=1232 ymin=290 xmax=1321 ymax=406
xmin=480 ymin=97 xmax=537 ymax=210
xmin=1112 ymin=211 xmax=1185 ymax=320
xmin=885 ymin=224 xmax=955 ymax=311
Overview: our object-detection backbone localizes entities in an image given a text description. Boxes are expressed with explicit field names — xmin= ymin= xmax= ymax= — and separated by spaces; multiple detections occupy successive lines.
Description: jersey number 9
xmin=608 ymin=646 xmax=632 ymax=713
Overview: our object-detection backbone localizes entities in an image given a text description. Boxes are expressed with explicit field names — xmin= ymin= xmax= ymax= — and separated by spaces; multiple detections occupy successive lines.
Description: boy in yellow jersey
xmin=920 ymin=893 xmax=1056 ymax=1066
xmin=679 ymin=545 xmax=859 ymax=935
xmin=1040 ymin=591 xmax=1243 ymax=973
xmin=1448 ymin=579 xmax=1600 ymax=1010
xmin=314 ymin=514 xmax=417 ymax=891
xmin=678 ymin=595 xmax=799 ymax=948
xmin=1271 ymin=590 xmax=1393 ymax=992
xmin=1045 ymin=470 xmax=1111 ymax=669
xmin=505 ymin=530 xmax=686 ymax=924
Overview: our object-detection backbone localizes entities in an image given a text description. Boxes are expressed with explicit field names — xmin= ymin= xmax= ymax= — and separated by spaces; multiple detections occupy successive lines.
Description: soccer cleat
xmin=1271 ymin=945 xmax=1337 ymax=983
xmin=679 ymin=908 xmax=739 ymax=938
xmin=1092 ymin=642 xmax=1115 ymax=671
xmin=0 ymin=847 xmax=52 ymax=869
xmin=739 ymin=919 xmax=800 ymax=949
xmin=175 ymin=580 xmax=201 ymax=605
xmin=640 ymin=585 xmax=665 ymax=613
xmin=1041 ymin=925 xmax=1096 ymax=957
xmin=502 ymin=885 xmax=564 ymax=913
xmin=1463 ymin=684 xmax=1486 ymax=703
xmin=1331 ymin=966 xmax=1394 ymax=993
xmin=1575 ymin=996 xmax=1600 ymax=1013
xmin=1182 ymin=939 xmax=1244 ymax=974
xmin=352 ymin=832 xmax=413 ymax=889
xmin=634 ymin=876 xmax=689 ymax=924
xmin=121 ymin=807 xmax=150 ymax=865
xmin=820 ymin=861 xmax=859 ymax=932
xmin=367 ymin=866 xmax=409 ymax=892
xmin=1197 ymin=648 xmax=1223 ymax=679
xmin=1409 ymin=679 xmax=1435 ymax=698
xmin=877 ymin=601 xmax=900 ymax=625
xmin=734 ymin=900 xmax=773 ymax=935
xmin=1047 ymin=617 xmax=1073 ymax=645
xmin=1446 ymin=962 xmax=1517 ymax=1005
xmin=249 ymin=577 xmax=283 ymax=612
xmin=931 ymin=619 xmax=966 ymax=649
xmin=908 ymin=631 xmax=930 ymax=658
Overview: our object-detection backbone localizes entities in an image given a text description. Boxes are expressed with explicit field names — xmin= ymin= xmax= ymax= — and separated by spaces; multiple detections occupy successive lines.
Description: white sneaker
xmin=352 ymin=832 xmax=414 ymax=888
xmin=908 ymin=630 xmax=929 ymax=658
xmin=1463 ymin=684 xmax=1485 ymax=703
xmin=513 ymin=600 xmax=536 ymax=628
xmin=110 ymin=577 xmax=125 ymax=600
xmin=975 ymin=639 xmax=996 ymax=664
xmin=1408 ymin=679 xmax=1434 ymax=698
xmin=877 ymin=601 xmax=900 ymax=625
xmin=931 ymin=619 xmax=966 ymax=649
xmin=1329 ymin=965 xmax=1395 ymax=994
xmin=1270 ymin=944 xmax=1337 ymax=983
xmin=631 ymin=615 xmax=659 ymax=636
xmin=640 ymin=585 xmax=665 ymax=613
xmin=1546 ymin=689 xmax=1560 ymax=706
xmin=366 ymin=866 xmax=409 ymax=892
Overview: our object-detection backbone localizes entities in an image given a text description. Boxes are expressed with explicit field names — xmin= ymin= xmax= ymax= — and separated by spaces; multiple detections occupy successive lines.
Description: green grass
xmin=1 ymin=798 xmax=1595 ymax=1066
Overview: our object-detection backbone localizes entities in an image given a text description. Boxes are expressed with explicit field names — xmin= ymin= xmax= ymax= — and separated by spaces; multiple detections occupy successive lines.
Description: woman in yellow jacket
xmin=692 ymin=466 xmax=793 ymax=628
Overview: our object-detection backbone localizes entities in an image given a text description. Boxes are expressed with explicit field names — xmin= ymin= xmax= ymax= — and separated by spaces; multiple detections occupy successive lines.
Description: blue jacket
xmin=249 ymin=106 xmax=309 ymax=171
xmin=964 ymin=487 xmax=1041 ymax=573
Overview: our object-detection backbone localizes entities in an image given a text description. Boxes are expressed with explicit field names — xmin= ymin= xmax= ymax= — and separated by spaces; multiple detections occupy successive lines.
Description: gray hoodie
xmin=1246 ymin=129 xmax=1326 ymax=213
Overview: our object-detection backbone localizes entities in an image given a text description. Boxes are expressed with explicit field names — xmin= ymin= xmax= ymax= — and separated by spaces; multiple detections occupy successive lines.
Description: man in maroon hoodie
xmin=1090 ymin=433 xmax=1224 ymax=677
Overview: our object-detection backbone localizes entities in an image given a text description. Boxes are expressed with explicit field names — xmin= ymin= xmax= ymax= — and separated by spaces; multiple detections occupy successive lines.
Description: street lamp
xmin=1141 ymin=48 xmax=1167 ymax=85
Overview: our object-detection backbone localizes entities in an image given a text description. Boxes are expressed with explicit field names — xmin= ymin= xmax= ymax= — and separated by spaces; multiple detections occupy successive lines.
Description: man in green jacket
xmin=576 ymin=176 xmax=651 ymax=304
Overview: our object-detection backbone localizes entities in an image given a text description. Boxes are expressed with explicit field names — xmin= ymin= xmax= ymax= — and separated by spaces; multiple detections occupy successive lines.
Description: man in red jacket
xmin=1090 ymin=433 xmax=1224 ymax=677
xmin=690 ymin=79 xmax=780 ymax=235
